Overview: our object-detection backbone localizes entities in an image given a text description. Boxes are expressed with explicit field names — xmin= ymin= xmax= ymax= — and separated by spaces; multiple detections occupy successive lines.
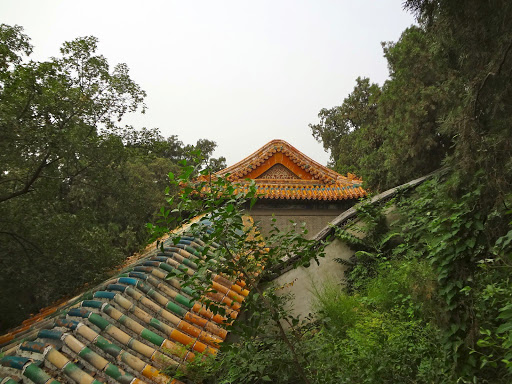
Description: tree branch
xmin=0 ymin=152 xmax=57 ymax=203
xmin=473 ymin=39 xmax=512 ymax=118
xmin=0 ymin=231 xmax=41 ymax=262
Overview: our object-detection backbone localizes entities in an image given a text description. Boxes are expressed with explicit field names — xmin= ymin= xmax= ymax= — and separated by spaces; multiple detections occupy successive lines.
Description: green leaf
xmin=496 ymin=323 xmax=512 ymax=334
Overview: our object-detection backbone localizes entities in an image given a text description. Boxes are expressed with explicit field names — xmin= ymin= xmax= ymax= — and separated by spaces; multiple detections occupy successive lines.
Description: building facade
xmin=216 ymin=139 xmax=366 ymax=237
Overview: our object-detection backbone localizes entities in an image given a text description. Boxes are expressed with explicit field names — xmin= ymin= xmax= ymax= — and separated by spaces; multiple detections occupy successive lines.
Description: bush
xmin=310 ymin=280 xmax=451 ymax=384
xmin=365 ymin=259 xmax=442 ymax=322
xmin=311 ymin=279 xmax=360 ymax=335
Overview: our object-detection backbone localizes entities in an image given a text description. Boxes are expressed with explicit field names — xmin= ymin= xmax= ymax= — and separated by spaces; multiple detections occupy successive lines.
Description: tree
xmin=0 ymin=25 xmax=228 ymax=332
xmin=375 ymin=26 xmax=454 ymax=188
xmin=0 ymin=24 xmax=31 ymax=72
xmin=0 ymin=25 xmax=145 ymax=329
xmin=0 ymin=25 xmax=146 ymax=204
xmin=310 ymin=77 xmax=381 ymax=169
xmin=310 ymin=27 xmax=455 ymax=191
xmin=403 ymin=0 xmax=512 ymax=202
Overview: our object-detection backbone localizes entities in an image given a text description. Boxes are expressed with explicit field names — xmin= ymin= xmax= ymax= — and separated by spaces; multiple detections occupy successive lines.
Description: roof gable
xmin=216 ymin=139 xmax=367 ymax=201
xmin=217 ymin=139 xmax=343 ymax=184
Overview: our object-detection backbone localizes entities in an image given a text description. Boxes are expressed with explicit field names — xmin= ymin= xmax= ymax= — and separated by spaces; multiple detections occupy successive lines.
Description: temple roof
xmin=216 ymin=139 xmax=367 ymax=201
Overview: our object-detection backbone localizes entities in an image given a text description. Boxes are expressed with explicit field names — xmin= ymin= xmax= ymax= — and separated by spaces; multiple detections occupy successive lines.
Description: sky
xmin=1 ymin=0 xmax=416 ymax=167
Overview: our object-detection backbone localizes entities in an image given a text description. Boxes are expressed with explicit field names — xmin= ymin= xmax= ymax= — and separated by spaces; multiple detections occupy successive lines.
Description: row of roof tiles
xmin=232 ymin=184 xmax=367 ymax=201
xmin=0 ymin=228 xmax=250 ymax=384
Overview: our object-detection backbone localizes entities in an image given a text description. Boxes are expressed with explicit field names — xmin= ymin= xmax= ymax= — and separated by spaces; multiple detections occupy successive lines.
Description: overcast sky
xmin=1 ymin=0 xmax=415 ymax=167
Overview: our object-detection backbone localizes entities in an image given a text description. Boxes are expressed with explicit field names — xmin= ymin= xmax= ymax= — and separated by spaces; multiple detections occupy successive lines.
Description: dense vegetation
xmin=160 ymin=1 xmax=512 ymax=383
xmin=0 ymin=25 xmax=225 ymax=332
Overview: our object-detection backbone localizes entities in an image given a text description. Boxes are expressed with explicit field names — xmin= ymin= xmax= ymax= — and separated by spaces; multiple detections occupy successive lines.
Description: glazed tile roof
xmin=216 ymin=139 xmax=366 ymax=201
xmin=0 ymin=218 xmax=251 ymax=384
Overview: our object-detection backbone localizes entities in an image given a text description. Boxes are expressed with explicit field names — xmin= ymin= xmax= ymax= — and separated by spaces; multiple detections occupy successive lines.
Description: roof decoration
xmin=0 ymin=220 xmax=253 ymax=384
xmin=257 ymin=164 xmax=300 ymax=180
xmin=216 ymin=139 xmax=366 ymax=201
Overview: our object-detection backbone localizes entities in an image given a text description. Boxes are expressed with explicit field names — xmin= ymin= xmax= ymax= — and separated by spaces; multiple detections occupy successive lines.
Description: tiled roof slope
xmin=216 ymin=139 xmax=366 ymax=201
xmin=0 ymin=220 xmax=251 ymax=384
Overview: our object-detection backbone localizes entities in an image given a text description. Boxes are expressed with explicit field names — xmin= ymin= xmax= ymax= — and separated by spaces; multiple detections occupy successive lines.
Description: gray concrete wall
xmin=272 ymin=237 xmax=354 ymax=320
xmin=248 ymin=199 xmax=354 ymax=239
xmin=251 ymin=209 xmax=344 ymax=239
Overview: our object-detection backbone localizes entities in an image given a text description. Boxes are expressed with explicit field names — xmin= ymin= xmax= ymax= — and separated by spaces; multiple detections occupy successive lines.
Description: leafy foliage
xmin=0 ymin=25 xmax=225 ymax=332
xmin=333 ymin=199 xmax=396 ymax=292
xmin=312 ymin=300 xmax=449 ymax=384
xmin=334 ymin=179 xmax=512 ymax=382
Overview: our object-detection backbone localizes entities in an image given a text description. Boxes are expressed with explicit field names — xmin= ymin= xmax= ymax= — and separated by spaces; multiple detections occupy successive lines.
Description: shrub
xmin=365 ymin=259 xmax=442 ymax=322
xmin=310 ymin=279 xmax=452 ymax=384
